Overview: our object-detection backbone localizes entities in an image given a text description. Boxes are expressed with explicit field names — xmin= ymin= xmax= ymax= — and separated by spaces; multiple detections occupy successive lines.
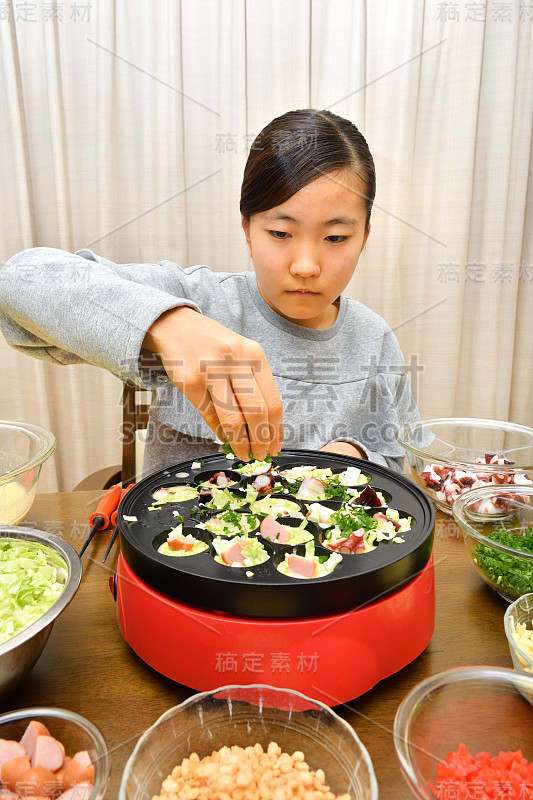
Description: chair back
xmin=122 ymin=384 xmax=153 ymax=486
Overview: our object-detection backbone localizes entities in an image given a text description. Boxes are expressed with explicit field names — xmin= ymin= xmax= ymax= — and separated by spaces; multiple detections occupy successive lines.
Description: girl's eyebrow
xmin=260 ymin=211 xmax=297 ymax=223
xmin=323 ymin=216 xmax=358 ymax=226
xmin=260 ymin=211 xmax=358 ymax=226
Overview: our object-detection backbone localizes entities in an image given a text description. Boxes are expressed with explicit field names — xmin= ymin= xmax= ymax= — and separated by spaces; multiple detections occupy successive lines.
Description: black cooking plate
xmin=118 ymin=449 xmax=434 ymax=618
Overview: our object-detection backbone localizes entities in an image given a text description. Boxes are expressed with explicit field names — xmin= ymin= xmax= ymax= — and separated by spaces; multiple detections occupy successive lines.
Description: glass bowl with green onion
xmin=453 ymin=485 xmax=533 ymax=602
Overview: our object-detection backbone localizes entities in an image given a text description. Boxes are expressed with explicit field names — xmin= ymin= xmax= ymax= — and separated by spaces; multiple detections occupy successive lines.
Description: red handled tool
xmin=103 ymin=483 xmax=135 ymax=563
xmin=79 ymin=483 xmax=122 ymax=557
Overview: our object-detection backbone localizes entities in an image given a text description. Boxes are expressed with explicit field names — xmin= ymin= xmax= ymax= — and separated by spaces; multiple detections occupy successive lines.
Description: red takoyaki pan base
xmin=114 ymin=551 xmax=435 ymax=704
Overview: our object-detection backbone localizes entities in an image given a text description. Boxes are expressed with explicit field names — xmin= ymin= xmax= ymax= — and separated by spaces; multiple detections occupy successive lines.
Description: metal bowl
xmin=0 ymin=526 xmax=82 ymax=701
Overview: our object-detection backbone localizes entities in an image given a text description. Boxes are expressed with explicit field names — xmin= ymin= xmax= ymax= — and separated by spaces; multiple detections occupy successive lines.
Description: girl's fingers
xmin=155 ymin=311 xmax=284 ymax=459
xmin=250 ymin=356 xmax=284 ymax=456
xmin=206 ymin=376 xmax=252 ymax=460
xmin=177 ymin=371 xmax=253 ymax=459
xmin=230 ymin=369 xmax=271 ymax=460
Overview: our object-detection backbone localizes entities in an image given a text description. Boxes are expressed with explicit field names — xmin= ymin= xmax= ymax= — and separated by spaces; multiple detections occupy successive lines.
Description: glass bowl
xmin=0 ymin=706 xmax=111 ymax=799
xmin=119 ymin=684 xmax=377 ymax=800
xmin=397 ymin=417 xmax=533 ymax=515
xmin=453 ymin=485 xmax=533 ymax=602
xmin=394 ymin=665 xmax=533 ymax=800
xmin=0 ymin=420 xmax=56 ymax=524
xmin=504 ymin=592 xmax=533 ymax=673
xmin=0 ymin=526 xmax=82 ymax=701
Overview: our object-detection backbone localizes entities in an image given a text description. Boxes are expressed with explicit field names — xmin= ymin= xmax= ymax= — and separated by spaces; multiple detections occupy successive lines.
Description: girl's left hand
xmin=319 ymin=441 xmax=367 ymax=459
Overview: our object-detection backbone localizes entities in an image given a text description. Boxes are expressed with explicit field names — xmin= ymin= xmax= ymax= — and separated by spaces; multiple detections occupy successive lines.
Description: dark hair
xmin=240 ymin=109 xmax=375 ymax=232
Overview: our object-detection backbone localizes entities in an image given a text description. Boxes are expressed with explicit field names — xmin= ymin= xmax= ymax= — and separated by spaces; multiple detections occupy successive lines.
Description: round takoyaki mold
xmin=118 ymin=449 xmax=434 ymax=618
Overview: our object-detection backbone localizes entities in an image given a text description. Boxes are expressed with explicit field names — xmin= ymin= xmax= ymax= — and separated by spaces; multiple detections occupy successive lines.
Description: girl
xmin=0 ymin=109 xmax=418 ymax=475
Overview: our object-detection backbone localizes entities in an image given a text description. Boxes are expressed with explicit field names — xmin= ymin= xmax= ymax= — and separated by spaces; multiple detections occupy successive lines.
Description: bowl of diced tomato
xmin=394 ymin=666 xmax=533 ymax=799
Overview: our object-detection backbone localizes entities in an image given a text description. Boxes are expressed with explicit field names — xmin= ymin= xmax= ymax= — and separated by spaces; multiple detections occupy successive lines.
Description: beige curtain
xmin=0 ymin=0 xmax=531 ymax=492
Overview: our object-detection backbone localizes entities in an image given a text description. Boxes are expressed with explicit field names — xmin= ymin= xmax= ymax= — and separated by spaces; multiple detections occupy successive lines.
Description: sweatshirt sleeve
xmin=324 ymin=325 xmax=420 ymax=475
xmin=0 ymin=247 xmax=201 ymax=388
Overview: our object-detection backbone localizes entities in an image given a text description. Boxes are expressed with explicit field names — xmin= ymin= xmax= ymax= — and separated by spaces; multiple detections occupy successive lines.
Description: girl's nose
xmin=289 ymin=247 xmax=321 ymax=277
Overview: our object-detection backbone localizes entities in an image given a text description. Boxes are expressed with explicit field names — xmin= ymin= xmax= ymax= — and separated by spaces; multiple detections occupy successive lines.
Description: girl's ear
xmin=241 ymin=215 xmax=253 ymax=258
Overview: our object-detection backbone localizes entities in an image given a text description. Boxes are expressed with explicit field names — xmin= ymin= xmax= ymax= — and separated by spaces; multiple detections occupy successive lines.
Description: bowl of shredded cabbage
xmin=0 ymin=526 xmax=82 ymax=701
xmin=0 ymin=420 xmax=56 ymax=524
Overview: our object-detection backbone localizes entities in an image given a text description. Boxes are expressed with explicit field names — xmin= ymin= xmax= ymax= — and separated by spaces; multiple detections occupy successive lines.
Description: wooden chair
xmin=121 ymin=384 xmax=152 ymax=487
xmin=73 ymin=384 xmax=153 ymax=490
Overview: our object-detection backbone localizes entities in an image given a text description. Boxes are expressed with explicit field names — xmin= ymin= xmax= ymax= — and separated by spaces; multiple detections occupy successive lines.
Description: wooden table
xmin=4 ymin=492 xmax=513 ymax=799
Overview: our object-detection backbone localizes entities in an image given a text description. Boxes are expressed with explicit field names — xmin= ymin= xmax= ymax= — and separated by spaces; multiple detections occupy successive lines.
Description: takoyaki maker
xmin=113 ymin=449 xmax=436 ymax=702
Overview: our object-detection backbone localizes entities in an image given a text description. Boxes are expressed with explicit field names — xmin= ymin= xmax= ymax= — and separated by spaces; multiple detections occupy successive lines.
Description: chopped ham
xmin=0 ymin=741 xmax=26 ymax=769
xmin=63 ymin=752 xmax=94 ymax=789
xmin=260 ymin=515 xmax=291 ymax=544
xmin=295 ymin=476 xmax=326 ymax=501
xmin=16 ymin=765 xmax=57 ymax=795
xmin=0 ymin=754 xmax=31 ymax=791
xmin=286 ymin=554 xmax=316 ymax=579
xmin=167 ymin=533 xmax=197 ymax=552
xmin=31 ymin=735 xmax=65 ymax=772
xmin=221 ymin=541 xmax=247 ymax=566
xmin=19 ymin=722 xmax=50 ymax=761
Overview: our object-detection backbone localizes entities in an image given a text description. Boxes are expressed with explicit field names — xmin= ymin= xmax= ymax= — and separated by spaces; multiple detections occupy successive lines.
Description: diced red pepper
xmin=430 ymin=745 xmax=533 ymax=800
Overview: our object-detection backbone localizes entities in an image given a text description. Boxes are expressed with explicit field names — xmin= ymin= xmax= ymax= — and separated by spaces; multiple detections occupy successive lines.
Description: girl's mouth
xmin=288 ymin=289 xmax=317 ymax=297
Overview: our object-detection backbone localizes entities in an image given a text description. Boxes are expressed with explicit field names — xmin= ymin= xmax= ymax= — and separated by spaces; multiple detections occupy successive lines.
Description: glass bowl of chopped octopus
xmin=453 ymin=484 xmax=533 ymax=602
xmin=504 ymin=592 xmax=533 ymax=674
xmin=397 ymin=417 xmax=533 ymax=515
xmin=119 ymin=684 xmax=378 ymax=800
xmin=394 ymin=665 xmax=533 ymax=800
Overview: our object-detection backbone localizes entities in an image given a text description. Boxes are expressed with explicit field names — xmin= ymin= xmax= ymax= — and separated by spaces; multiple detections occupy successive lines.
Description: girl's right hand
xmin=142 ymin=306 xmax=284 ymax=461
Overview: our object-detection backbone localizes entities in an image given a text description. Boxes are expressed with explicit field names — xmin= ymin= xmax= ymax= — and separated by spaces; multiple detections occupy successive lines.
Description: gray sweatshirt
xmin=0 ymin=247 xmax=419 ymax=473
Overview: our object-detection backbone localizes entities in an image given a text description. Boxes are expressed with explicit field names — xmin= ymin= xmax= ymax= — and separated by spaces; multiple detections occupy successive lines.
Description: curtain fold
xmin=0 ymin=0 xmax=531 ymax=492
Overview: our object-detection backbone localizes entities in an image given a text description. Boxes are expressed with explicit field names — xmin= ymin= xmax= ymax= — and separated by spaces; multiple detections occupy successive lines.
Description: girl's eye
xmin=325 ymin=235 xmax=348 ymax=243
xmin=268 ymin=230 xmax=291 ymax=240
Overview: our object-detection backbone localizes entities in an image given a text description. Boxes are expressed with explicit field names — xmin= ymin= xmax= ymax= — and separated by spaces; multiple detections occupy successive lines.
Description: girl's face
xmin=242 ymin=169 xmax=369 ymax=330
